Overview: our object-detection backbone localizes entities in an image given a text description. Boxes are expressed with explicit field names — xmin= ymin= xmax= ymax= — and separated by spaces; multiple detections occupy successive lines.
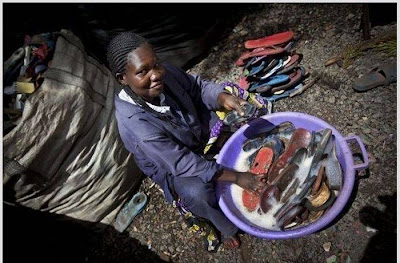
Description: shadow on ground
xmin=3 ymin=203 xmax=167 ymax=263
xmin=359 ymin=193 xmax=397 ymax=263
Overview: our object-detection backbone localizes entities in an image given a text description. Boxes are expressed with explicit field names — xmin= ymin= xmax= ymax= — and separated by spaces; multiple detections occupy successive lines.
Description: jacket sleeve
xmin=136 ymin=131 xmax=223 ymax=183
xmin=164 ymin=63 xmax=226 ymax=111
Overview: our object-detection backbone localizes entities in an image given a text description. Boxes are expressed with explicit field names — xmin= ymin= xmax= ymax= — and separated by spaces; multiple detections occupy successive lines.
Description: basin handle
xmin=344 ymin=135 xmax=369 ymax=171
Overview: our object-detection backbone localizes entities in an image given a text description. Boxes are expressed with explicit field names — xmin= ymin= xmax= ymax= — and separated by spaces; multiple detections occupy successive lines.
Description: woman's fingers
xmin=233 ymin=98 xmax=249 ymax=116
xmin=229 ymin=96 xmax=243 ymax=115
xmin=258 ymin=174 xmax=269 ymax=183
xmin=250 ymin=176 xmax=267 ymax=194
xmin=224 ymin=95 xmax=247 ymax=115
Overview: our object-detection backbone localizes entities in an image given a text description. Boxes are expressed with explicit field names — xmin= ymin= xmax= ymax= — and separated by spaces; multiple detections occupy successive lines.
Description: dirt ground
xmin=4 ymin=3 xmax=397 ymax=263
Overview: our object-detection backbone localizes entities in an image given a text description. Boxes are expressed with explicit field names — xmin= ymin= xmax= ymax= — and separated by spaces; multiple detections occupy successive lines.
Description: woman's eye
xmin=137 ymin=69 xmax=147 ymax=75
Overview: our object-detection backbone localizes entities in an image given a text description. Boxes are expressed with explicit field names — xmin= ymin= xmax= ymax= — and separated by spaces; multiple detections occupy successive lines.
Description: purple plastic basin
xmin=216 ymin=112 xmax=369 ymax=239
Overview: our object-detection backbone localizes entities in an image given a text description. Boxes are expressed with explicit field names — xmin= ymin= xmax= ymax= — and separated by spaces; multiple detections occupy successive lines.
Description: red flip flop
xmin=242 ymin=189 xmax=260 ymax=212
xmin=250 ymin=146 xmax=274 ymax=175
xmin=245 ymin=31 xmax=294 ymax=49
xmin=236 ymin=42 xmax=294 ymax=67
xmin=267 ymin=128 xmax=312 ymax=183
xmin=242 ymin=146 xmax=274 ymax=212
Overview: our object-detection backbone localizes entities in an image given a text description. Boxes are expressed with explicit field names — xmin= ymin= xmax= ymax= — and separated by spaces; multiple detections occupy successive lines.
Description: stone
xmin=362 ymin=127 xmax=371 ymax=134
xmin=323 ymin=242 xmax=332 ymax=252
xmin=168 ymin=245 xmax=175 ymax=253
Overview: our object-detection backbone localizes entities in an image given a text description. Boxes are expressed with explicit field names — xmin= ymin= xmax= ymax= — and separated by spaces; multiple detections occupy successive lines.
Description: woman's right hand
xmin=235 ymin=172 xmax=268 ymax=195
xmin=215 ymin=169 xmax=268 ymax=195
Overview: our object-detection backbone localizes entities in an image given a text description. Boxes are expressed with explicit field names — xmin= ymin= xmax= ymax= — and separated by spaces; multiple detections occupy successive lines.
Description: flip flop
xmin=236 ymin=42 xmax=294 ymax=66
xmin=267 ymin=128 xmax=312 ymax=183
xmin=256 ymin=58 xmax=279 ymax=77
xmin=244 ymin=56 xmax=258 ymax=70
xmin=249 ymin=74 xmax=290 ymax=93
xmin=259 ymin=185 xmax=281 ymax=213
xmin=289 ymin=77 xmax=318 ymax=98
xmin=259 ymin=59 xmax=284 ymax=80
xmin=282 ymin=55 xmax=291 ymax=67
xmin=248 ymin=60 xmax=266 ymax=76
xmin=276 ymin=53 xmax=303 ymax=74
xmin=244 ymin=31 xmax=294 ymax=49
xmin=353 ymin=62 xmax=397 ymax=92
xmin=114 ymin=192 xmax=148 ymax=233
xmin=242 ymin=146 xmax=274 ymax=212
xmin=270 ymin=67 xmax=307 ymax=93
xmin=250 ymin=146 xmax=274 ymax=175
xmin=262 ymin=83 xmax=304 ymax=101
xmin=223 ymin=102 xmax=257 ymax=126
xmin=251 ymin=55 xmax=268 ymax=65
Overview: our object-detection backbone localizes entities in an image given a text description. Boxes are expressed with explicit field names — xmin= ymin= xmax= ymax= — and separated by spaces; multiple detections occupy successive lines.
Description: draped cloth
xmin=3 ymin=29 xmax=142 ymax=229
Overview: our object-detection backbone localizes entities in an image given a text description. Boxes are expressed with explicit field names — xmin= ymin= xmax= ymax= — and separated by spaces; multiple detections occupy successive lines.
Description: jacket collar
xmin=114 ymin=92 xmax=145 ymax=118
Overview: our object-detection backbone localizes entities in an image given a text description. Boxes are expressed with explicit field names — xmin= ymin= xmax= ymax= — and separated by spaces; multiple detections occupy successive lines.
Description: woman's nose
xmin=150 ymin=67 xmax=165 ymax=81
xmin=150 ymin=73 xmax=159 ymax=81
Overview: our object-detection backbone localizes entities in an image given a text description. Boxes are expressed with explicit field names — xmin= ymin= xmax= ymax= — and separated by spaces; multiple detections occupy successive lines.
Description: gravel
xmin=89 ymin=4 xmax=397 ymax=263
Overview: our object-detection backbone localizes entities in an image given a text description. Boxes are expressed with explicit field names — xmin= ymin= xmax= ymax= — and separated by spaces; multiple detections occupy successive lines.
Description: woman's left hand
xmin=217 ymin=92 xmax=247 ymax=116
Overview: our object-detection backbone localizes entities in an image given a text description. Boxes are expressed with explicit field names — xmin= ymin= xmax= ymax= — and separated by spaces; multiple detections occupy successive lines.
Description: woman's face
xmin=119 ymin=43 xmax=165 ymax=103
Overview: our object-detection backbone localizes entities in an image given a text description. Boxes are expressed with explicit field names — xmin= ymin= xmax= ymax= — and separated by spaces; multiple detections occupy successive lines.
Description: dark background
xmin=3 ymin=3 xmax=257 ymax=69
xmin=3 ymin=3 xmax=396 ymax=69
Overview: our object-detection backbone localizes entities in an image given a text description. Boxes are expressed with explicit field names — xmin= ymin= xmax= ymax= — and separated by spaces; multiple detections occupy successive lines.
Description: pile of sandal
xmin=236 ymin=31 xmax=316 ymax=103
xmin=4 ymin=32 xmax=57 ymax=134
xmin=240 ymin=122 xmax=342 ymax=230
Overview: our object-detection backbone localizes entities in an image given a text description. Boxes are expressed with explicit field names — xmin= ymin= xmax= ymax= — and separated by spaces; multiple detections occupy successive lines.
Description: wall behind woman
xmin=3 ymin=3 xmax=255 ymax=69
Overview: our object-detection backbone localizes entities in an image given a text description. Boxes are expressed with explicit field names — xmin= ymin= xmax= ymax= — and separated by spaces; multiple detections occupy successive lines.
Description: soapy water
xmin=227 ymin=126 xmax=344 ymax=231
xmin=231 ymin=147 xmax=317 ymax=231
xmin=232 ymin=148 xmax=282 ymax=230
xmin=231 ymin=184 xmax=280 ymax=230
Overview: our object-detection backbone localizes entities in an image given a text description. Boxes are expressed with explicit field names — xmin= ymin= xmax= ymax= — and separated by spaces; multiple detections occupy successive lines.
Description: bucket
xmin=215 ymin=112 xmax=369 ymax=239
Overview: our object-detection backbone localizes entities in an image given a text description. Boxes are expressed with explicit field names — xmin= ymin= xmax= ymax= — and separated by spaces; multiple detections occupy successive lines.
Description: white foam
xmin=233 ymin=148 xmax=258 ymax=172
xmin=230 ymin=148 xmax=314 ymax=230
xmin=293 ymin=155 xmax=313 ymax=195
xmin=231 ymin=184 xmax=280 ymax=230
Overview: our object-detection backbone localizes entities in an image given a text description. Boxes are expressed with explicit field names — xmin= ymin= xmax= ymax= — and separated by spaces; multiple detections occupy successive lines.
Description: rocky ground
xmin=96 ymin=4 xmax=396 ymax=263
xmin=6 ymin=3 xmax=396 ymax=263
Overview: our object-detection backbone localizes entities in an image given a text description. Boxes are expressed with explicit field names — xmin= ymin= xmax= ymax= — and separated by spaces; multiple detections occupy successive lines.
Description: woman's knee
xmin=174 ymin=178 xmax=215 ymax=207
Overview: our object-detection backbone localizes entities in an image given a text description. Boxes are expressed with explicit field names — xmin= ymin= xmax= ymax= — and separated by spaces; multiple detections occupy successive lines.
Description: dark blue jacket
xmin=114 ymin=63 xmax=225 ymax=202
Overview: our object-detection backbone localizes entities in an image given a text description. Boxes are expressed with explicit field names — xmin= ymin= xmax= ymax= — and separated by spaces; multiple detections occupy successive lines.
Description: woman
xmin=107 ymin=32 xmax=267 ymax=249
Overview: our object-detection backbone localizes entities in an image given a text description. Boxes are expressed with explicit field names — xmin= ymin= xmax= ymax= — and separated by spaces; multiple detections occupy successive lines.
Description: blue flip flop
xmin=244 ymin=56 xmax=258 ymax=70
xmin=114 ymin=192 xmax=148 ymax=233
xmin=248 ymin=60 xmax=266 ymax=76
xmin=260 ymin=59 xmax=284 ymax=80
xmin=262 ymin=83 xmax=304 ymax=101
xmin=249 ymin=74 xmax=290 ymax=93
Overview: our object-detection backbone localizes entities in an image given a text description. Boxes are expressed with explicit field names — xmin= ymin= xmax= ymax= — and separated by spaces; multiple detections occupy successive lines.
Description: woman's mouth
xmin=151 ymin=83 xmax=164 ymax=90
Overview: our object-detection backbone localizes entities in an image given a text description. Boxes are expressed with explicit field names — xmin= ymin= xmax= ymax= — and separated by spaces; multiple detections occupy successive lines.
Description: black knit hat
xmin=107 ymin=31 xmax=147 ymax=76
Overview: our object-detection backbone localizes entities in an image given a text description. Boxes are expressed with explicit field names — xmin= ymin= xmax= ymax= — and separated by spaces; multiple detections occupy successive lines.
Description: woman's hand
xmin=235 ymin=172 xmax=268 ymax=195
xmin=217 ymin=92 xmax=247 ymax=116
xmin=215 ymin=169 xmax=267 ymax=196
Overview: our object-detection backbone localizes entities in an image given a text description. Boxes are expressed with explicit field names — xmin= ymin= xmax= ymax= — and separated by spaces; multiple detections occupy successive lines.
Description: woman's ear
xmin=116 ymin=73 xmax=126 ymax=85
